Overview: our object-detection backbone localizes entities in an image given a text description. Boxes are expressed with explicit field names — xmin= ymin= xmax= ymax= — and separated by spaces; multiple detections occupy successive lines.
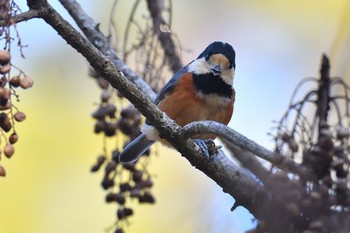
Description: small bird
xmin=119 ymin=41 xmax=236 ymax=163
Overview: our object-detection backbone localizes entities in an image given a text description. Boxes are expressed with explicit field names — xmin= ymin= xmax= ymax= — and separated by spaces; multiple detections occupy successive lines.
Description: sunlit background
xmin=0 ymin=0 xmax=349 ymax=232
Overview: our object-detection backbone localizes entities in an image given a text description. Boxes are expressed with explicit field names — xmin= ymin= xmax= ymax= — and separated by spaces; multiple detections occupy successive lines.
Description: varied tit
xmin=119 ymin=41 xmax=236 ymax=163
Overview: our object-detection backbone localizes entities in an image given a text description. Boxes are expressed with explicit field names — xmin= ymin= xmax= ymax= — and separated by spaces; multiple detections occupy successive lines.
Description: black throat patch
xmin=192 ymin=73 xmax=233 ymax=98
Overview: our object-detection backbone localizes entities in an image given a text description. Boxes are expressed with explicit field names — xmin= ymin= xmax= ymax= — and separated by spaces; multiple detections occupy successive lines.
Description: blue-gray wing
xmin=154 ymin=65 xmax=190 ymax=105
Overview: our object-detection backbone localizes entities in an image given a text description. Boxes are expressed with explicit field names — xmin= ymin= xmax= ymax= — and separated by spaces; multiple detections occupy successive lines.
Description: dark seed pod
xmin=97 ymin=155 xmax=106 ymax=165
xmin=114 ymin=193 xmax=126 ymax=205
xmin=14 ymin=112 xmax=26 ymax=122
xmin=0 ymin=164 xmax=6 ymax=176
xmin=114 ymin=228 xmax=124 ymax=233
xmin=139 ymin=178 xmax=153 ymax=188
xmin=105 ymin=161 xmax=117 ymax=175
xmin=96 ymin=77 xmax=109 ymax=89
xmin=9 ymin=132 xmax=18 ymax=144
xmin=0 ymin=100 xmax=11 ymax=110
xmin=105 ymin=192 xmax=117 ymax=203
xmin=119 ymin=182 xmax=132 ymax=192
xmin=94 ymin=120 xmax=105 ymax=134
xmin=139 ymin=191 xmax=156 ymax=204
xmin=90 ymin=164 xmax=101 ymax=172
xmin=117 ymin=208 xmax=126 ymax=220
xmin=123 ymin=207 xmax=133 ymax=217
xmin=9 ymin=76 xmax=21 ymax=87
xmin=0 ymin=87 xmax=10 ymax=100
xmin=0 ymin=112 xmax=11 ymax=132
xmin=143 ymin=191 xmax=156 ymax=204
xmin=101 ymin=177 xmax=115 ymax=190
xmin=130 ymin=188 xmax=141 ymax=198
xmin=0 ymin=50 xmax=11 ymax=65
xmin=90 ymin=155 xmax=106 ymax=172
xmin=132 ymin=170 xmax=143 ymax=182
xmin=0 ymin=64 xmax=11 ymax=74
xmin=4 ymin=144 xmax=14 ymax=158
xmin=100 ymin=90 xmax=110 ymax=102
xmin=104 ymin=122 xmax=117 ymax=137
xmin=20 ymin=75 xmax=34 ymax=89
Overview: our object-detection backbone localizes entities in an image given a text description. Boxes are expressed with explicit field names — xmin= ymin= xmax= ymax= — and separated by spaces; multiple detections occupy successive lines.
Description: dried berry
xmin=14 ymin=111 xmax=26 ymax=122
xmin=4 ymin=144 xmax=14 ymax=158
xmin=119 ymin=183 xmax=132 ymax=192
xmin=106 ymin=192 xmax=126 ymax=205
xmin=100 ymin=90 xmax=110 ymax=102
xmin=104 ymin=122 xmax=117 ymax=137
xmin=130 ymin=188 xmax=141 ymax=198
xmin=117 ymin=207 xmax=133 ymax=219
xmin=0 ymin=87 xmax=10 ymax=100
xmin=9 ymin=76 xmax=21 ymax=87
xmin=101 ymin=177 xmax=114 ymax=190
xmin=139 ymin=178 xmax=153 ymax=188
xmin=94 ymin=120 xmax=105 ymax=133
xmin=0 ymin=112 xmax=11 ymax=132
xmin=90 ymin=164 xmax=101 ymax=172
xmin=0 ymin=64 xmax=11 ymax=74
xmin=139 ymin=191 xmax=156 ymax=204
xmin=114 ymin=228 xmax=124 ymax=233
xmin=96 ymin=77 xmax=109 ymax=89
xmin=0 ymin=50 xmax=11 ymax=65
xmin=0 ymin=165 xmax=6 ymax=177
xmin=91 ymin=155 xmax=106 ymax=172
xmin=106 ymin=192 xmax=117 ymax=203
xmin=0 ymin=100 xmax=10 ymax=110
xmin=20 ymin=75 xmax=34 ymax=89
xmin=9 ymin=132 xmax=18 ymax=144
xmin=132 ymin=170 xmax=143 ymax=182
xmin=114 ymin=193 xmax=126 ymax=205
xmin=105 ymin=161 xmax=117 ymax=175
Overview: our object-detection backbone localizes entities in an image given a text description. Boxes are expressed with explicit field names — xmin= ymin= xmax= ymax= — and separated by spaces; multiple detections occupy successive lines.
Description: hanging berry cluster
xmin=0 ymin=0 xmax=33 ymax=177
xmin=89 ymin=69 xmax=156 ymax=233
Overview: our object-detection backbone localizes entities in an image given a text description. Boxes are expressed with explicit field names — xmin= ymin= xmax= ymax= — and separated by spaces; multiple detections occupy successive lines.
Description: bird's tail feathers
xmin=119 ymin=134 xmax=154 ymax=163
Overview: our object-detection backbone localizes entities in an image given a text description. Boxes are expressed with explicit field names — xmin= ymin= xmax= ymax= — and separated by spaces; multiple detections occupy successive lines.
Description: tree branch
xmin=183 ymin=121 xmax=303 ymax=174
xmin=222 ymin=138 xmax=270 ymax=184
xmin=58 ymin=0 xmax=156 ymax=100
xmin=146 ymin=0 xmax=183 ymax=73
xmin=29 ymin=0 xmax=273 ymax=220
xmin=0 ymin=9 xmax=43 ymax=26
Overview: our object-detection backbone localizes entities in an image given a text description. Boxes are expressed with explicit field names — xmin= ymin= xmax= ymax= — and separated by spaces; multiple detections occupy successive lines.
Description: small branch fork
xmin=7 ymin=0 xmax=310 ymax=230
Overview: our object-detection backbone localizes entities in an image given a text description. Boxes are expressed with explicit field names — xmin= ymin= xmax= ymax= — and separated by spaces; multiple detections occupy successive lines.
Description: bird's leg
xmin=194 ymin=139 xmax=222 ymax=158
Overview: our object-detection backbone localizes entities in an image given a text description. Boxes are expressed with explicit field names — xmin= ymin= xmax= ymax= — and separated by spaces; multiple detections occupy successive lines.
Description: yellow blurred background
xmin=0 ymin=0 xmax=349 ymax=233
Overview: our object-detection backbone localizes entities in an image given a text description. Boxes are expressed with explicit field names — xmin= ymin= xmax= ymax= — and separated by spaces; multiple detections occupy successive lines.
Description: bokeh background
xmin=1 ymin=0 xmax=349 ymax=232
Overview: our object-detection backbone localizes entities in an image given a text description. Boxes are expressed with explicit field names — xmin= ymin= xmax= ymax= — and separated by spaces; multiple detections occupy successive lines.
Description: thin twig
xmin=146 ymin=0 xmax=182 ymax=73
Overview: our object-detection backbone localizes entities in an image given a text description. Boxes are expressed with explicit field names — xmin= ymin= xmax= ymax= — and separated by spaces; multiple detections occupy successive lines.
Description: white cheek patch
xmin=188 ymin=58 xmax=211 ymax=74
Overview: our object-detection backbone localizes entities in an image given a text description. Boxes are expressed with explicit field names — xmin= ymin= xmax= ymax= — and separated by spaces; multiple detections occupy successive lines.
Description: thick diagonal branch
xmin=30 ymin=0 xmax=271 ymax=220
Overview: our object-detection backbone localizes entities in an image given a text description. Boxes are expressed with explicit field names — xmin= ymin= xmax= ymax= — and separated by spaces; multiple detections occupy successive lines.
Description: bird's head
xmin=188 ymin=41 xmax=236 ymax=85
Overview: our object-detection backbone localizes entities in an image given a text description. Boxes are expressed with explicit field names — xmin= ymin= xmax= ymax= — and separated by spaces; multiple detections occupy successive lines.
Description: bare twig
xmin=146 ymin=0 xmax=182 ymax=73
xmin=0 ymin=8 xmax=43 ymax=26
xmin=58 ymin=0 xmax=156 ymax=100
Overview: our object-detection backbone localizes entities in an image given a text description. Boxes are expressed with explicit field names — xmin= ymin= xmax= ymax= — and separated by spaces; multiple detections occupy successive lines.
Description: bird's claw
xmin=194 ymin=139 xmax=221 ymax=158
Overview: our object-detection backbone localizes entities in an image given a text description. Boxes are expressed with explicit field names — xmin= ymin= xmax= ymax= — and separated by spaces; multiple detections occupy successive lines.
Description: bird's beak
xmin=211 ymin=65 xmax=221 ymax=76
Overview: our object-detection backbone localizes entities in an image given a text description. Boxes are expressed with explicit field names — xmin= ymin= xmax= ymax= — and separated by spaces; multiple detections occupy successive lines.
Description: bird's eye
xmin=205 ymin=54 xmax=211 ymax=61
